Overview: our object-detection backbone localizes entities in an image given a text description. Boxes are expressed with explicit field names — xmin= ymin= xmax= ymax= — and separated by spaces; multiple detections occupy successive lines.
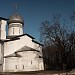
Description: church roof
xmin=0 ymin=33 xmax=43 ymax=46
xmin=4 ymin=46 xmax=40 ymax=58
xmin=8 ymin=13 xmax=24 ymax=25
xmin=6 ymin=33 xmax=43 ymax=46
xmin=0 ymin=17 xmax=8 ymax=20
xmin=15 ymin=45 xmax=40 ymax=53
xmin=4 ymin=52 xmax=21 ymax=58
xmin=6 ymin=33 xmax=35 ymax=39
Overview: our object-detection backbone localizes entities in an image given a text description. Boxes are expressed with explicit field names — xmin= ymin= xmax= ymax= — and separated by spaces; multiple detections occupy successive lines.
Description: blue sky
xmin=0 ymin=0 xmax=74 ymax=42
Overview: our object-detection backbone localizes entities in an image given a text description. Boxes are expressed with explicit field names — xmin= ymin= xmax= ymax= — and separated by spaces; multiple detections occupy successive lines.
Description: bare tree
xmin=40 ymin=14 xmax=75 ymax=70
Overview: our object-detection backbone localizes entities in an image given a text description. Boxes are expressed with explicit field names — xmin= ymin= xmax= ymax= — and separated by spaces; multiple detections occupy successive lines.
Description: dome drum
xmin=8 ymin=20 xmax=24 ymax=25
xmin=8 ymin=23 xmax=23 ymax=28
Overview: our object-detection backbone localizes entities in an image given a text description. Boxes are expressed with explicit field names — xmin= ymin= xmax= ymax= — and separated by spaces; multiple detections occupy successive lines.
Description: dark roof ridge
xmin=0 ymin=17 xmax=8 ymax=20
xmin=32 ymin=40 xmax=43 ymax=46
xmin=6 ymin=33 xmax=35 ymax=39
xmin=15 ymin=45 xmax=40 ymax=53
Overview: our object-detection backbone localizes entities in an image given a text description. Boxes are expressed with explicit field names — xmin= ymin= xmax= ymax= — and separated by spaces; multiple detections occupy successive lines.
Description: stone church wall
xmin=3 ymin=33 xmax=44 ymax=72
xmin=4 ymin=57 xmax=19 ymax=72
xmin=18 ymin=51 xmax=39 ymax=71
xmin=4 ymin=51 xmax=44 ymax=72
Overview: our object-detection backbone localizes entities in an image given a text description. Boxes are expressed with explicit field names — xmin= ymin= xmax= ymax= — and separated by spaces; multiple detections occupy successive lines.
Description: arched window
xmin=13 ymin=28 xmax=14 ymax=34
xmin=15 ymin=65 xmax=17 ymax=69
xmin=31 ymin=60 xmax=32 ymax=65
xmin=23 ymin=65 xmax=24 ymax=69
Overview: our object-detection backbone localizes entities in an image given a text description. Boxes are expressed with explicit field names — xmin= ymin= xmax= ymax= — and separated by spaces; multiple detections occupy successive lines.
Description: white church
xmin=0 ymin=12 xmax=44 ymax=72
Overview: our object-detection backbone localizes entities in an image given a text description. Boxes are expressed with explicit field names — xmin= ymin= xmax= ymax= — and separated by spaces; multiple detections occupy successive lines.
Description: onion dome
xmin=8 ymin=13 xmax=24 ymax=25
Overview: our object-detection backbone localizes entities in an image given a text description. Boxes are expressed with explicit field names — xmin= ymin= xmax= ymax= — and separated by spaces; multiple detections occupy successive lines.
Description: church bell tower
xmin=7 ymin=4 xmax=24 ymax=36
xmin=8 ymin=12 xmax=24 ymax=36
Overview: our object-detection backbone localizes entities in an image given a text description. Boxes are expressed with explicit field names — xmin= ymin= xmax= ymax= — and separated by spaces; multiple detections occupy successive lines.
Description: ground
xmin=0 ymin=70 xmax=74 ymax=75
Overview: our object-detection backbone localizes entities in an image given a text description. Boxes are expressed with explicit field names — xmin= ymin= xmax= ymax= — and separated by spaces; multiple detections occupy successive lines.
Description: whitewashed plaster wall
xmin=0 ymin=20 xmax=7 ymax=39
xmin=8 ymin=23 xmax=23 ymax=36
xmin=4 ymin=57 xmax=19 ymax=72
xmin=4 ymin=35 xmax=42 ymax=56
xmin=4 ymin=51 xmax=43 ymax=72
xmin=4 ymin=41 xmax=14 ymax=56
xmin=38 ymin=58 xmax=44 ymax=70
xmin=18 ymin=51 xmax=39 ymax=71
xmin=3 ymin=35 xmax=44 ymax=71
